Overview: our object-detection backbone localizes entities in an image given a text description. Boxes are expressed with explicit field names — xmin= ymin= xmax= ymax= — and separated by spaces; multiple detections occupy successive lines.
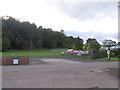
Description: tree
xmin=55 ymin=31 xmax=66 ymax=48
xmin=2 ymin=37 xmax=11 ymax=51
xmin=86 ymin=38 xmax=101 ymax=51
xmin=60 ymin=29 xmax=64 ymax=34
xmin=74 ymin=36 xmax=83 ymax=50
xmin=83 ymin=44 xmax=90 ymax=50
xmin=64 ymin=36 xmax=83 ymax=50
xmin=102 ymin=39 xmax=116 ymax=47
xmin=118 ymin=42 xmax=120 ymax=46
xmin=1 ymin=16 xmax=85 ymax=51
xmin=41 ymin=28 xmax=58 ymax=48
xmin=2 ymin=17 xmax=11 ymax=51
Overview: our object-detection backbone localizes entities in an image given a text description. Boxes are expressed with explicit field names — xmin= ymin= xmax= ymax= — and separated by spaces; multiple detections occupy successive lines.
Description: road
xmin=2 ymin=56 xmax=118 ymax=88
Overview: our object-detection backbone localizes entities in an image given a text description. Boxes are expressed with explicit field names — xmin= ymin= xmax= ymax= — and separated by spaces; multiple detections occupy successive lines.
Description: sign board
xmin=13 ymin=58 xmax=18 ymax=64
xmin=107 ymin=50 xmax=110 ymax=55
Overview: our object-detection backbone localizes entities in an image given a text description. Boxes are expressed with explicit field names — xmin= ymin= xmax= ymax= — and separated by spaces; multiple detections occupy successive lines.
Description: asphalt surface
xmin=2 ymin=56 xmax=119 ymax=88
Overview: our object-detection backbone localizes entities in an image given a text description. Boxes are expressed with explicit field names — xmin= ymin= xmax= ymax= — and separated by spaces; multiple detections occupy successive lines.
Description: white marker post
xmin=107 ymin=49 xmax=110 ymax=61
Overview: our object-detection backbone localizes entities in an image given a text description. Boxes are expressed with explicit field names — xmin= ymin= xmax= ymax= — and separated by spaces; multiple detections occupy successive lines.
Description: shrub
xmin=115 ymin=49 xmax=120 ymax=56
xmin=118 ymin=55 xmax=120 ymax=58
xmin=91 ymin=53 xmax=100 ymax=59
xmin=110 ymin=52 xmax=116 ymax=57
xmin=91 ymin=50 xmax=107 ymax=59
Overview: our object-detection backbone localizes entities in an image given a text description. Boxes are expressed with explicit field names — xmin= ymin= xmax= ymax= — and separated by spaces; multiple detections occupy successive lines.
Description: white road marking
xmin=41 ymin=59 xmax=82 ymax=64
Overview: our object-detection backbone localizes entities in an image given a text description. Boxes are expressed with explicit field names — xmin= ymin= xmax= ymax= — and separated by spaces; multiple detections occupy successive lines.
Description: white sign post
xmin=13 ymin=58 xmax=19 ymax=64
xmin=107 ymin=50 xmax=110 ymax=61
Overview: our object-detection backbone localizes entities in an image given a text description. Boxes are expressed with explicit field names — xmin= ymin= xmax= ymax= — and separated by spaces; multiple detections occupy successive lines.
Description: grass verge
xmin=2 ymin=50 xmax=61 ymax=56
xmin=97 ymin=57 xmax=120 ymax=61
xmin=65 ymin=54 xmax=119 ymax=61
xmin=2 ymin=50 xmax=120 ymax=61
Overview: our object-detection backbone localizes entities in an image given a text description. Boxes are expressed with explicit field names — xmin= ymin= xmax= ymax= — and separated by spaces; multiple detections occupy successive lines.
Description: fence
xmin=2 ymin=56 xmax=29 ymax=65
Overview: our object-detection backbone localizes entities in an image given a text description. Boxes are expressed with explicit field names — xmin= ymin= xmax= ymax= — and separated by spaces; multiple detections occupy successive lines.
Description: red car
xmin=73 ymin=50 xmax=84 ymax=56
xmin=66 ymin=49 xmax=84 ymax=56
xmin=66 ymin=49 xmax=74 ymax=55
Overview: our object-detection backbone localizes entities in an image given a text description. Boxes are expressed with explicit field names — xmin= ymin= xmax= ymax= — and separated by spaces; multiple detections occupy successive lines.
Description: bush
xmin=91 ymin=50 xmax=107 ymax=59
xmin=115 ymin=49 xmax=120 ymax=56
xmin=91 ymin=53 xmax=100 ymax=59
xmin=110 ymin=52 xmax=116 ymax=57
xmin=118 ymin=55 xmax=120 ymax=58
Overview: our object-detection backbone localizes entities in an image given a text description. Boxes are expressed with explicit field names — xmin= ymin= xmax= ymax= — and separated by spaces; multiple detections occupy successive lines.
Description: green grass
xmin=2 ymin=50 xmax=61 ymax=56
xmin=97 ymin=57 xmax=120 ymax=61
xmin=65 ymin=54 xmax=120 ymax=61
xmin=2 ymin=50 xmax=120 ymax=61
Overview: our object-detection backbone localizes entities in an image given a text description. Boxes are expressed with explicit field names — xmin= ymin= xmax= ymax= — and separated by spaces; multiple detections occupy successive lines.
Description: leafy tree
xmin=118 ymin=42 xmax=120 ymax=46
xmin=86 ymin=38 xmax=101 ymax=51
xmin=1 ymin=16 xmax=84 ymax=51
xmin=65 ymin=36 xmax=83 ymax=50
xmin=2 ymin=37 xmax=11 ymax=51
xmin=55 ymin=31 xmax=66 ymax=48
xmin=65 ymin=36 xmax=75 ymax=49
xmin=102 ymin=39 xmax=116 ymax=47
xmin=74 ymin=36 xmax=83 ymax=50
xmin=83 ymin=44 xmax=90 ymax=50
xmin=2 ymin=18 xmax=11 ymax=51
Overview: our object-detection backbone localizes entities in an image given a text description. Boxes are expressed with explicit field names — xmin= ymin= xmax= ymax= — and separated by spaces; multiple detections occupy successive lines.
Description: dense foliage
xmin=91 ymin=50 xmax=107 ymax=59
xmin=2 ymin=16 xmax=84 ymax=51
xmin=91 ymin=50 xmax=116 ymax=59
xmin=102 ymin=39 xmax=116 ymax=47
xmin=86 ymin=38 xmax=101 ymax=54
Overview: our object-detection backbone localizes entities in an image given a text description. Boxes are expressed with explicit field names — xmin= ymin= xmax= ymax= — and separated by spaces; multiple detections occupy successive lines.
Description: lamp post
xmin=118 ymin=1 xmax=120 ymax=53
xmin=118 ymin=1 xmax=120 ymax=30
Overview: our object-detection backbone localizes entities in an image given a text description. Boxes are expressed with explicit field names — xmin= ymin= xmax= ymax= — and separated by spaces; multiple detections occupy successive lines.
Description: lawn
xmin=2 ymin=50 xmax=120 ymax=61
xmin=2 ymin=50 xmax=61 ymax=56
xmin=97 ymin=57 xmax=120 ymax=61
xmin=65 ymin=54 xmax=120 ymax=61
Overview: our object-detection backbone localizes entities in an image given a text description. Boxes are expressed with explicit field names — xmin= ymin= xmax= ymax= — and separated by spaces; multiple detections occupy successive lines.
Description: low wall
xmin=2 ymin=56 xmax=29 ymax=65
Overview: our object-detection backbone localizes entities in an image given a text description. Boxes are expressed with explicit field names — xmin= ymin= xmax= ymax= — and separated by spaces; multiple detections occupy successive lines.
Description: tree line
xmin=3 ymin=16 xmax=120 ymax=53
xmin=2 ymin=16 xmax=85 ymax=51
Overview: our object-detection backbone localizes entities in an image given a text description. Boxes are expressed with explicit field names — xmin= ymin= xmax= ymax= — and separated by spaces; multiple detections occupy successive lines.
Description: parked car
xmin=73 ymin=50 xmax=84 ymax=56
xmin=66 ymin=49 xmax=84 ymax=56
xmin=66 ymin=49 xmax=74 ymax=55
xmin=76 ymin=50 xmax=84 ymax=56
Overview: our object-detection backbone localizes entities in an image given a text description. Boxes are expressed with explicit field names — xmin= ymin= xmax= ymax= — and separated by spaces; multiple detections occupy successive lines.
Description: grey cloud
xmin=65 ymin=31 xmax=118 ymax=42
xmin=48 ymin=1 xmax=118 ymax=21
xmin=46 ymin=1 xmax=118 ymax=42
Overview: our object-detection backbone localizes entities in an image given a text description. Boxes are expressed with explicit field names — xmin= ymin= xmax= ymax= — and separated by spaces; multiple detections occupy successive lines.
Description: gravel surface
xmin=2 ymin=56 xmax=119 ymax=88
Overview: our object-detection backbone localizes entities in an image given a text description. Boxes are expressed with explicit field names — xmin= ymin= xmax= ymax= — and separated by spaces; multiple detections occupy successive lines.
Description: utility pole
xmin=118 ymin=1 xmax=120 ymax=43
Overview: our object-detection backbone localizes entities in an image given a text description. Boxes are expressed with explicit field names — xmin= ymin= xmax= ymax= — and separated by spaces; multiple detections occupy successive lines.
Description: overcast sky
xmin=0 ymin=0 xmax=119 ymax=43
